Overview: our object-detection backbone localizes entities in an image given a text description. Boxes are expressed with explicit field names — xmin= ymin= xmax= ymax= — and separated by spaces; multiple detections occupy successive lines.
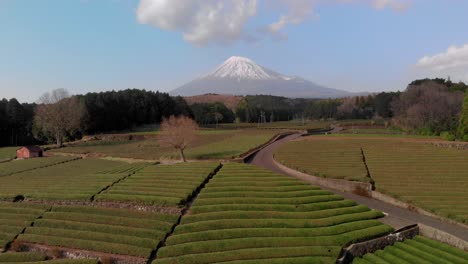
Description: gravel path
xmin=249 ymin=133 xmax=468 ymax=242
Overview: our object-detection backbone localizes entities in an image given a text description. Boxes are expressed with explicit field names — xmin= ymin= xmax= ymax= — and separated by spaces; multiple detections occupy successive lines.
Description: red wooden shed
xmin=16 ymin=146 xmax=43 ymax=159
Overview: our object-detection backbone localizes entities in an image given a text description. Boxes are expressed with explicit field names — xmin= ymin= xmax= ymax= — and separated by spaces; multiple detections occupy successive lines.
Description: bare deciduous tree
xmin=213 ymin=112 xmax=223 ymax=129
xmin=157 ymin=115 xmax=199 ymax=162
xmin=34 ymin=89 xmax=85 ymax=147
xmin=391 ymin=81 xmax=463 ymax=133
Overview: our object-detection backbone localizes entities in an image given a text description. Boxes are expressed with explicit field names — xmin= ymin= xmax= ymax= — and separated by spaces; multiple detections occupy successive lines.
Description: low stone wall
xmin=419 ymin=224 xmax=468 ymax=251
xmin=337 ymin=225 xmax=419 ymax=264
xmin=273 ymin=158 xmax=373 ymax=194
xmin=23 ymin=243 xmax=146 ymax=264
xmin=371 ymin=191 xmax=410 ymax=210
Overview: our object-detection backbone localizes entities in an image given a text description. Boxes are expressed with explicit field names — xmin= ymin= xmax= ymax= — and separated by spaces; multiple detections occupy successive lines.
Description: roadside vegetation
xmin=275 ymin=135 xmax=468 ymax=223
xmin=353 ymin=236 xmax=468 ymax=263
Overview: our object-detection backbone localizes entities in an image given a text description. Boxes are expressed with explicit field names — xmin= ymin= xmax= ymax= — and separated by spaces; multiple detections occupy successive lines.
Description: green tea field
xmin=0 ymin=158 xmax=133 ymax=201
xmin=50 ymin=129 xmax=277 ymax=160
xmin=0 ymin=156 xmax=79 ymax=178
xmin=353 ymin=236 xmax=468 ymax=264
xmin=17 ymin=205 xmax=178 ymax=259
xmin=154 ymin=163 xmax=393 ymax=264
xmin=275 ymin=135 xmax=468 ymax=224
xmin=0 ymin=147 xmax=18 ymax=161
xmin=0 ymin=155 xmax=466 ymax=263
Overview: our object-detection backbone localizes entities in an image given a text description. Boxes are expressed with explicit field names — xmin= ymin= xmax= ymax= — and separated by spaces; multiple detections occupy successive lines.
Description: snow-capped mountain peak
xmin=205 ymin=56 xmax=287 ymax=81
xmin=171 ymin=56 xmax=353 ymax=98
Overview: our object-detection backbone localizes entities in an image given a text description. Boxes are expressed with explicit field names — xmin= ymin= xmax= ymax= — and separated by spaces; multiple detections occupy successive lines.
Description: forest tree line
xmin=1 ymin=89 xmax=192 ymax=146
xmin=190 ymin=78 xmax=468 ymax=140
xmin=2 ymin=78 xmax=468 ymax=146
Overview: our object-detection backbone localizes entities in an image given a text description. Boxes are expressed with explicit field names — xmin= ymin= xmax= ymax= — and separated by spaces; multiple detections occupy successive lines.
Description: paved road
xmin=249 ymin=133 xmax=468 ymax=242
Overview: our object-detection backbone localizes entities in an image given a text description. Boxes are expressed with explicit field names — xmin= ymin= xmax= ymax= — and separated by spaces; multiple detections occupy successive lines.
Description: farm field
xmin=353 ymin=236 xmax=468 ymax=263
xmin=0 ymin=158 xmax=133 ymax=201
xmin=275 ymin=135 xmax=468 ymax=224
xmin=0 ymin=156 xmax=79 ymax=177
xmin=338 ymin=127 xmax=404 ymax=135
xmin=0 ymin=203 xmax=49 ymax=250
xmin=0 ymin=147 xmax=18 ymax=161
xmin=16 ymin=205 xmax=178 ymax=259
xmin=51 ymin=129 xmax=277 ymax=160
xmin=275 ymin=137 xmax=369 ymax=182
xmin=154 ymin=163 xmax=393 ymax=264
xmin=96 ymin=162 xmax=220 ymax=206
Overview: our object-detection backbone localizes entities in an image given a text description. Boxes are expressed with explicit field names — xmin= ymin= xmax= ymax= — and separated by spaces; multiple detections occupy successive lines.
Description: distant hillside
xmin=184 ymin=94 xmax=243 ymax=110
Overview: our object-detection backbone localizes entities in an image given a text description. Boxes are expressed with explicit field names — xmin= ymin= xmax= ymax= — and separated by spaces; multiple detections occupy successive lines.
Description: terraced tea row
xmin=275 ymin=135 xmax=468 ymax=224
xmin=353 ymin=236 xmax=468 ymax=264
xmin=0 ymin=159 xmax=130 ymax=201
xmin=0 ymin=252 xmax=98 ymax=263
xmin=0 ymin=157 xmax=79 ymax=177
xmin=15 ymin=205 xmax=179 ymax=260
xmin=154 ymin=163 xmax=393 ymax=264
xmin=96 ymin=162 xmax=220 ymax=206
xmin=0 ymin=203 xmax=49 ymax=250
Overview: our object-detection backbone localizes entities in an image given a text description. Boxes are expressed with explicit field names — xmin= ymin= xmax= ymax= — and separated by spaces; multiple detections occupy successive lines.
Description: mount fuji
xmin=170 ymin=56 xmax=353 ymax=98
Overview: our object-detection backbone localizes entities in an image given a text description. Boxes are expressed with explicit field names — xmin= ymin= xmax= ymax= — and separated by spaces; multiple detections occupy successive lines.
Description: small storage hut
xmin=16 ymin=146 xmax=43 ymax=159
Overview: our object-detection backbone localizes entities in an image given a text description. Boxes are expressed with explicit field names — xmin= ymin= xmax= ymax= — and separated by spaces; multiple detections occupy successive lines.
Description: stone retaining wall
xmin=336 ymin=224 xmax=419 ymax=264
xmin=22 ymin=243 xmax=147 ymax=264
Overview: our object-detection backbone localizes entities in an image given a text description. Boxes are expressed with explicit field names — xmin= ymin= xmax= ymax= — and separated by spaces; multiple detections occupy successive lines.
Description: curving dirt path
xmin=249 ymin=133 xmax=468 ymax=242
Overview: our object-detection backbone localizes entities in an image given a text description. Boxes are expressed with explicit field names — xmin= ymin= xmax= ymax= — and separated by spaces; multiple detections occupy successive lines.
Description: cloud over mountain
xmin=136 ymin=0 xmax=411 ymax=46
xmin=136 ymin=0 xmax=257 ymax=46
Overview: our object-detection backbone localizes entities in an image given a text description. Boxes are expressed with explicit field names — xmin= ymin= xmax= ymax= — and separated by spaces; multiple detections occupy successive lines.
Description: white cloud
xmin=265 ymin=0 xmax=318 ymax=40
xmin=416 ymin=44 xmax=468 ymax=82
xmin=266 ymin=0 xmax=411 ymax=38
xmin=369 ymin=0 xmax=411 ymax=11
xmin=417 ymin=44 xmax=468 ymax=71
xmin=136 ymin=0 xmax=257 ymax=46
xmin=136 ymin=0 xmax=411 ymax=46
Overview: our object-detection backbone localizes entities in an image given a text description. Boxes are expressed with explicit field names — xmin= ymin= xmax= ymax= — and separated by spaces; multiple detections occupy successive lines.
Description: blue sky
xmin=1 ymin=0 xmax=468 ymax=102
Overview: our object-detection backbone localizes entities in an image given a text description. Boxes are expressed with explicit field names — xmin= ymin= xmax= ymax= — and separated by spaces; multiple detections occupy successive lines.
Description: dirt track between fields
xmin=248 ymin=133 xmax=468 ymax=242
